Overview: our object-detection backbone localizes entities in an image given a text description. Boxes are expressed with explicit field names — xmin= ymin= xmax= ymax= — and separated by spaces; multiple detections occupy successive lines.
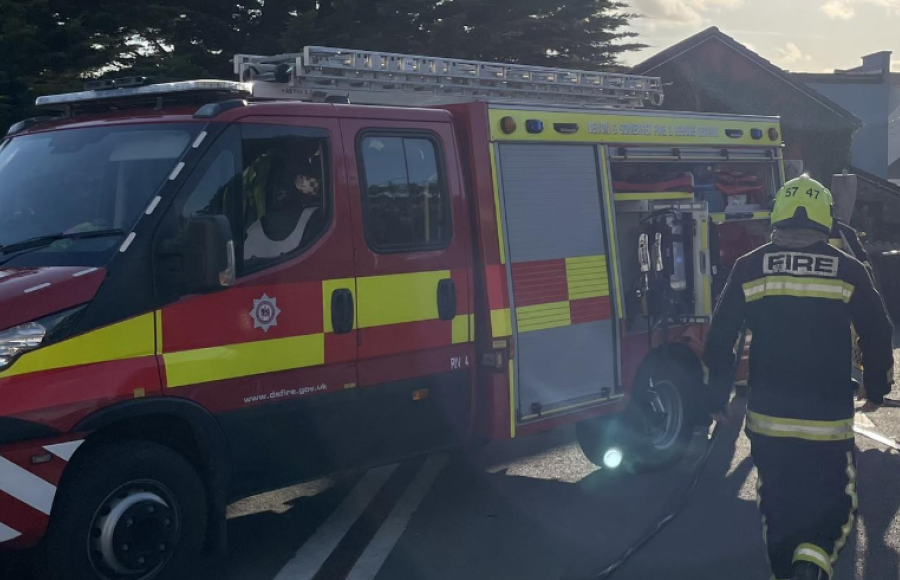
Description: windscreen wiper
xmin=0 ymin=229 xmax=126 ymax=255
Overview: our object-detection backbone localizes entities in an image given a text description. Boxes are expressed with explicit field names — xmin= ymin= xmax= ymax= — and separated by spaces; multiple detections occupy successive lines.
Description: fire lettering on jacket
xmin=763 ymin=252 xmax=839 ymax=277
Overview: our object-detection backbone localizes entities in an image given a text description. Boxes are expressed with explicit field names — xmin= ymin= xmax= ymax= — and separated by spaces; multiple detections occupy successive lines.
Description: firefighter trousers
xmin=749 ymin=432 xmax=857 ymax=580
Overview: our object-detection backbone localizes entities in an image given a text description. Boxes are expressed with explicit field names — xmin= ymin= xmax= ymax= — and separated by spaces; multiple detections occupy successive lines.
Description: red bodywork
xmin=0 ymin=100 xmax=711 ymax=550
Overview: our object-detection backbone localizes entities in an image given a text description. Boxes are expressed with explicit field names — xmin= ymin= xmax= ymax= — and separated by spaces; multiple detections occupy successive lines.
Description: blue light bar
xmin=36 ymin=80 xmax=253 ymax=108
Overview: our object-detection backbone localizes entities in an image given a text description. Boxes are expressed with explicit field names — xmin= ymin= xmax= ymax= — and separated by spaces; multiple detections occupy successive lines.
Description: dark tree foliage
xmin=285 ymin=0 xmax=644 ymax=68
xmin=0 ymin=0 xmax=644 ymax=134
xmin=0 ymin=0 xmax=124 ymax=131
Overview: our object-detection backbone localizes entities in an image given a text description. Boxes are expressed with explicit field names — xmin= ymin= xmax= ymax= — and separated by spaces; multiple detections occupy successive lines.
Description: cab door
xmin=341 ymin=117 xmax=474 ymax=455
xmin=155 ymin=116 xmax=360 ymax=494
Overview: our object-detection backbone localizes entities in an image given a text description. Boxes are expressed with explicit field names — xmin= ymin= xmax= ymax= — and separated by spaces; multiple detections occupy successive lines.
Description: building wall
xmin=807 ymin=81 xmax=889 ymax=178
xmin=888 ymin=85 xmax=900 ymax=182
xmin=639 ymin=39 xmax=855 ymax=183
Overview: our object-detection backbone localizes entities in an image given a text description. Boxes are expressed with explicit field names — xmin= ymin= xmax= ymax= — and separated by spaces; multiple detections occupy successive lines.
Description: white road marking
xmin=0 ymin=456 xmax=56 ymax=515
xmin=0 ymin=522 xmax=21 ymax=543
xmin=43 ymin=440 xmax=84 ymax=462
xmin=854 ymin=412 xmax=900 ymax=450
xmin=273 ymin=464 xmax=397 ymax=580
xmin=346 ymin=454 xmax=448 ymax=580
xmin=854 ymin=412 xmax=876 ymax=430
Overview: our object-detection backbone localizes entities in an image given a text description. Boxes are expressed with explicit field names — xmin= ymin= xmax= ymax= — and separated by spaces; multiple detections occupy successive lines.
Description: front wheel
xmin=39 ymin=442 xmax=208 ymax=580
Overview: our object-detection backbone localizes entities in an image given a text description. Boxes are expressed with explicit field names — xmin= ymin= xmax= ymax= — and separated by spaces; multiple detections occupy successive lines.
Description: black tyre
xmin=626 ymin=362 xmax=695 ymax=472
xmin=576 ymin=362 xmax=696 ymax=472
xmin=40 ymin=442 xmax=207 ymax=580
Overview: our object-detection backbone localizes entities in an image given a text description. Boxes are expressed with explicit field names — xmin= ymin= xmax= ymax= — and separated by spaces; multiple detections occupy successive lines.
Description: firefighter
xmin=703 ymin=174 xmax=894 ymax=580
xmin=829 ymin=218 xmax=871 ymax=401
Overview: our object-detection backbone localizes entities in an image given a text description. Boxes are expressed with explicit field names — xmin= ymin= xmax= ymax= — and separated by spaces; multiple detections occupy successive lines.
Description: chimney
xmin=861 ymin=51 xmax=892 ymax=79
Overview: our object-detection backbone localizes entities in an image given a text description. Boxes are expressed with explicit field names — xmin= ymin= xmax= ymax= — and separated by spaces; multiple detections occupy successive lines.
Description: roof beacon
xmin=36 ymin=80 xmax=252 ymax=109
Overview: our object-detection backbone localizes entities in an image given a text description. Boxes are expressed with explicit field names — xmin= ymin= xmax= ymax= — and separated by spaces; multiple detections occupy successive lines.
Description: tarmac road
xmin=4 ymin=335 xmax=900 ymax=580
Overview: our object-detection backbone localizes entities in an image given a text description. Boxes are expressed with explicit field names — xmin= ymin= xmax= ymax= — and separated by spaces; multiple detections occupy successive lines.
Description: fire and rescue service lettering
xmin=763 ymin=252 xmax=839 ymax=277
xmin=587 ymin=121 xmax=721 ymax=139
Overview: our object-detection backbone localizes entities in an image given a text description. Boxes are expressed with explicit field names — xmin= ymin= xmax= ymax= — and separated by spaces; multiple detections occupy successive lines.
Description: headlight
xmin=0 ymin=322 xmax=47 ymax=368
xmin=0 ymin=306 xmax=85 ymax=370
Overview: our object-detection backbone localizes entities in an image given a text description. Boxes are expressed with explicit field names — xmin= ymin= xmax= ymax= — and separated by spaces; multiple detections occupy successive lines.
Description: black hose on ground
xmin=587 ymin=418 xmax=725 ymax=580
xmin=585 ymin=330 xmax=748 ymax=580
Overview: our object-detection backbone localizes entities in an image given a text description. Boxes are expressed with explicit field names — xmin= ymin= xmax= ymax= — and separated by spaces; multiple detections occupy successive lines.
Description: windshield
xmin=0 ymin=123 xmax=199 ymax=267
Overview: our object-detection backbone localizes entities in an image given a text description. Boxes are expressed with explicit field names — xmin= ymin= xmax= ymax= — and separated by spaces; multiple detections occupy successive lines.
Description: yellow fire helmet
xmin=770 ymin=174 xmax=834 ymax=233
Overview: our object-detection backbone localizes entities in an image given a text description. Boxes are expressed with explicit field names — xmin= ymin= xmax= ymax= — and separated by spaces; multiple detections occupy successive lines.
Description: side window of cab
xmin=163 ymin=124 xmax=332 ymax=293
xmin=358 ymin=133 xmax=451 ymax=252
xmin=238 ymin=124 xmax=330 ymax=274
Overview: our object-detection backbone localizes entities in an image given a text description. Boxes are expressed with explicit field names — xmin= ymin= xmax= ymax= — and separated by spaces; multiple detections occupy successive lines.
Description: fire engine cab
xmin=0 ymin=46 xmax=782 ymax=580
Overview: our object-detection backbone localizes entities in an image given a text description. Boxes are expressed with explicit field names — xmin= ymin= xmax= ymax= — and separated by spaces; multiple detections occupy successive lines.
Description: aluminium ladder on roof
xmin=234 ymin=46 xmax=665 ymax=109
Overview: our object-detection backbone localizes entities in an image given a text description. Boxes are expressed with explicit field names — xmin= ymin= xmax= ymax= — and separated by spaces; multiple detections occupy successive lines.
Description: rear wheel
xmin=576 ymin=361 xmax=696 ymax=472
xmin=627 ymin=373 xmax=693 ymax=471
xmin=39 ymin=442 xmax=207 ymax=580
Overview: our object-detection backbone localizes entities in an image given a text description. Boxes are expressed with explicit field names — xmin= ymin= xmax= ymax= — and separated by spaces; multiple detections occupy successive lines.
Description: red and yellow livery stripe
xmin=511 ymin=255 xmax=611 ymax=333
xmin=0 ymin=270 xmax=472 ymax=403
xmin=158 ymin=270 xmax=472 ymax=389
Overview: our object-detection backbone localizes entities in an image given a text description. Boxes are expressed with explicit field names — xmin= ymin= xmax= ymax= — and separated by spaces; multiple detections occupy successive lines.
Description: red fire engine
xmin=0 ymin=47 xmax=781 ymax=580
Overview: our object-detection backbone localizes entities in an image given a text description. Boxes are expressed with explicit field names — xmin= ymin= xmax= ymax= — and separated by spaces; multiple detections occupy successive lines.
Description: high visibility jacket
xmin=704 ymin=241 xmax=894 ymax=434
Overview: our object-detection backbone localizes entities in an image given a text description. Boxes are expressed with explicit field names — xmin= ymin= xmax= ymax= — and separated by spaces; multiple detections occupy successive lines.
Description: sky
xmin=619 ymin=0 xmax=900 ymax=73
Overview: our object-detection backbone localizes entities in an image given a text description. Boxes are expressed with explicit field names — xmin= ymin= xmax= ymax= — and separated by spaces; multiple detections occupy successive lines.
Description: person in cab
xmin=703 ymin=174 xmax=895 ymax=580
xmin=243 ymin=158 xmax=325 ymax=261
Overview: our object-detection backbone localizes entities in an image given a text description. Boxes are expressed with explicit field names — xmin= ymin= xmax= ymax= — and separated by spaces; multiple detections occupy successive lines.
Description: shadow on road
xmin=855 ymin=447 xmax=900 ymax=580
xmin=371 ymin=424 xmax=710 ymax=580
xmin=584 ymin=397 xmax=770 ymax=580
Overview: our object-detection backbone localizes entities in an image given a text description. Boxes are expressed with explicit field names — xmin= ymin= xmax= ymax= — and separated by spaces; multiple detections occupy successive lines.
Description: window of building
xmin=359 ymin=134 xmax=451 ymax=252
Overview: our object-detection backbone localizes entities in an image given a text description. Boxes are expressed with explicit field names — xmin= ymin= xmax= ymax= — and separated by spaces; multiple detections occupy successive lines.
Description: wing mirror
xmin=184 ymin=215 xmax=235 ymax=292
xmin=156 ymin=215 xmax=235 ymax=297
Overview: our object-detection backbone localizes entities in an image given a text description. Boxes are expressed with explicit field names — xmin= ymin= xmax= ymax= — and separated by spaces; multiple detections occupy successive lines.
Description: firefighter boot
xmin=791 ymin=562 xmax=824 ymax=580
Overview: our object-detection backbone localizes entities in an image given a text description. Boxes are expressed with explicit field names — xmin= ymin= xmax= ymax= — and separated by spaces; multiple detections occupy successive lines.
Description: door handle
xmin=437 ymin=279 xmax=457 ymax=321
xmin=331 ymin=289 xmax=354 ymax=334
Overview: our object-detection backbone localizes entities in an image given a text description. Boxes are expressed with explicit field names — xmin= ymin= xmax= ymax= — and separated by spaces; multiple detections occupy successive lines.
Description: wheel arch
xmin=68 ymin=398 xmax=231 ymax=553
